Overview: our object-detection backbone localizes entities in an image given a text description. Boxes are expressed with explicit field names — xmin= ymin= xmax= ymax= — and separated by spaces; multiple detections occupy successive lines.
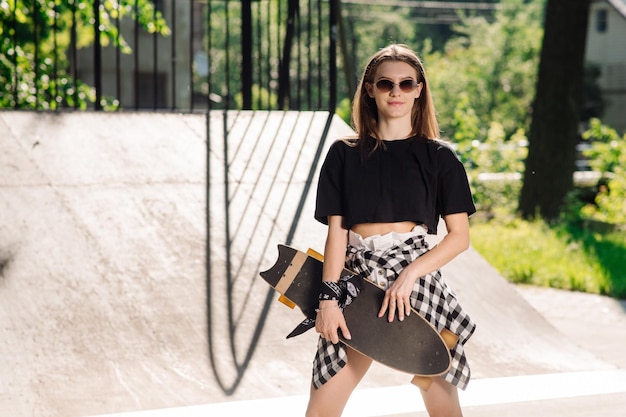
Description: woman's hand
xmin=315 ymin=300 xmax=351 ymax=344
xmin=378 ymin=213 xmax=470 ymax=323
xmin=378 ymin=267 xmax=417 ymax=322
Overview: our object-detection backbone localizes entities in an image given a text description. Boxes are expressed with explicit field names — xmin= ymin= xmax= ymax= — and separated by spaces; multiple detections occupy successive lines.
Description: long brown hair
xmin=351 ymin=44 xmax=440 ymax=156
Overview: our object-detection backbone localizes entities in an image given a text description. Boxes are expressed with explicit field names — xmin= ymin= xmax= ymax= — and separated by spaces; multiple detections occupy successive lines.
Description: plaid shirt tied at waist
xmin=310 ymin=234 xmax=477 ymax=390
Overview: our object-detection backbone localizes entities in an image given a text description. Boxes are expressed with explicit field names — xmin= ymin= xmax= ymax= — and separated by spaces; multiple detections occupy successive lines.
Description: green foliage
xmin=336 ymin=0 xmax=545 ymax=135
xmin=335 ymin=97 xmax=352 ymax=126
xmin=577 ymin=119 xmax=626 ymax=225
xmin=0 ymin=0 xmax=169 ymax=109
xmin=583 ymin=118 xmax=625 ymax=173
xmin=410 ymin=0 xmax=543 ymax=220
xmin=450 ymin=92 xmax=481 ymax=145
xmin=470 ymin=176 xmax=522 ymax=221
xmin=199 ymin=0 xmax=242 ymax=103
xmin=471 ymin=218 xmax=624 ymax=298
xmin=458 ymin=121 xmax=528 ymax=219
xmin=424 ymin=0 xmax=544 ymax=142
xmin=470 ymin=119 xmax=626 ymax=299
xmin=233 ymin=85 xmax=278 ymax=110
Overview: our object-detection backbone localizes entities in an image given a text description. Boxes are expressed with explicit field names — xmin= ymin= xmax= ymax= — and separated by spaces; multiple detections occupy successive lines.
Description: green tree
xmin=0 ymin=0 xmax=169 ymax=110
xmin=519 ymin=0 xmax=592 ymax=220
xmin=424 ymin=0 xmax=544 ymax=143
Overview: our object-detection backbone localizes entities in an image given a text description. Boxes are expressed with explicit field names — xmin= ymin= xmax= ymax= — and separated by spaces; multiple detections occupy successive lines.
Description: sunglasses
xmin=373 ymin=79 xmax=420 ymax=93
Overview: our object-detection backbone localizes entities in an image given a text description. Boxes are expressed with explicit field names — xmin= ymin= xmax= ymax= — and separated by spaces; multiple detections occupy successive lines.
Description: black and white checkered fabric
xmin=311 ymin=234 xmax=476 ymax=390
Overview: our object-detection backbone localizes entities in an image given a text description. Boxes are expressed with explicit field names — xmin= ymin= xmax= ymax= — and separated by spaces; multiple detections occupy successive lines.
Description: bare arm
xmin=379 ymin=212 xmax=470 ymax=322
xmin=315 ymin=215 xmax=351 ymax=343
xmin=321 ymin=215 xmax=349 ymax=281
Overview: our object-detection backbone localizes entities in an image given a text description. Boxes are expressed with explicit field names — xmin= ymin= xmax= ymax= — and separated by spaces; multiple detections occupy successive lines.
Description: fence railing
xmin=0 ymin=0 xmax=338 ymax=113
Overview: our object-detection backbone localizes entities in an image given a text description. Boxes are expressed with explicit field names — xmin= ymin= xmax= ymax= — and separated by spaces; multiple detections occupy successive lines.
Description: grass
xmin=470 ymin=218 xmax=626 ymax=299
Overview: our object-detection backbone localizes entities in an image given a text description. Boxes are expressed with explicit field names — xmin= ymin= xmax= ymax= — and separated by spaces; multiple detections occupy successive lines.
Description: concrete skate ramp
xmin=0 ymin=111 xmax=611 ymax=417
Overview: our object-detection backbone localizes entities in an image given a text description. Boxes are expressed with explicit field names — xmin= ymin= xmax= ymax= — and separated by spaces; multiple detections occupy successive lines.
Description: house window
xmin=596 ymin=9 xmax=608 ymax=33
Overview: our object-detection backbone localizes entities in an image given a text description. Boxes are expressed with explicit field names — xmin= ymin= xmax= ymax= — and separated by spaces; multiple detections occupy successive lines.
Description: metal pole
xmin=241 ymin=0 xmax=253 ymax=109
xmin=33 ymin=0 xmax=39 ymax=109
xmin=94 ymin=0 xmax=102 ymax=110
xmin=171 ymin=0 xmax=177 ymax=110
xmin=328 ymin=0 xmax=338 ymax=113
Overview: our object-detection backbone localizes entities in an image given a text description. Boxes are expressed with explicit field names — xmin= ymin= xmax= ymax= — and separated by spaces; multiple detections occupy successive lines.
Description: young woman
xmin=306 ymin=44 xmax=477 ymax=417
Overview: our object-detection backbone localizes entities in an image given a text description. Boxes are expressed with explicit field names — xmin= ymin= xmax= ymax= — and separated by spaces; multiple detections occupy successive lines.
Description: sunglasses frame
xmin=374 ymin=79 xmax=420 ymax=93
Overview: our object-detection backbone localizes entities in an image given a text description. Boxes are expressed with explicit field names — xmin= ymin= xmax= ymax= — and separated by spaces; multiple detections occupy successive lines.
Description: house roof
xmin=607 ymin=0 xmax=626 ymax=19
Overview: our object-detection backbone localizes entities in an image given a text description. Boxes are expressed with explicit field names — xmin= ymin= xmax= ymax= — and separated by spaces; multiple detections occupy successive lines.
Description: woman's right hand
xmin=315 ymin=300 xmax=351 ymax=344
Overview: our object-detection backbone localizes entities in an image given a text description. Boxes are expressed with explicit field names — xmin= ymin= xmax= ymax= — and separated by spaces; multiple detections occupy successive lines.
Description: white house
xmin=586 ymin=0 xmax=626 ymax=133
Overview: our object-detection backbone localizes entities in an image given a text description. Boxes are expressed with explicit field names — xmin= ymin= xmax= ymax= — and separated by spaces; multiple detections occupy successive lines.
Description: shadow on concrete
xmin=206 ymin=111 xmax=338 ymax=395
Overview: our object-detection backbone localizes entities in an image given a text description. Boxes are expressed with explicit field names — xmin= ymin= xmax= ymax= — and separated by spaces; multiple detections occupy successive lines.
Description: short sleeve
xmin=436 ymin=144 xmax=476 ymax=217
xmin=315 ymin=141 xmax=345 ymax=225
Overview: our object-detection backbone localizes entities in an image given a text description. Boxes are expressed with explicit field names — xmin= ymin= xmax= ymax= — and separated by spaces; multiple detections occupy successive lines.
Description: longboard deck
xmin=260 ymin=244 xmax=452 ymax=377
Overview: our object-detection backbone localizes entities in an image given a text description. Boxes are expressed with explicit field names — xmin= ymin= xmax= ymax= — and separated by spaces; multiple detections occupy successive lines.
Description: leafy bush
xmin=458 ymin=121 xmax=527 ymax=219
xmin=578 ymin=119 xmax=626 ymax=226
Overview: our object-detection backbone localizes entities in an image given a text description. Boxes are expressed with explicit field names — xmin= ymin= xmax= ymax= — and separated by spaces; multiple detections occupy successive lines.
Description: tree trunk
xmin=518 ymin=0 xmax=591 ymax=220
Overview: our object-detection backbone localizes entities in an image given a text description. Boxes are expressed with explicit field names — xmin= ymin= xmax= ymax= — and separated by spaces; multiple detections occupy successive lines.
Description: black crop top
xmin=315 ymin=136 xmax=476 ymax=234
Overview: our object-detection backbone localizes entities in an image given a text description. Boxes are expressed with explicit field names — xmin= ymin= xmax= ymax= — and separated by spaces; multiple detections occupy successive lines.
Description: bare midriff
xmin=350 ymin=221 xmax=418 ymax=239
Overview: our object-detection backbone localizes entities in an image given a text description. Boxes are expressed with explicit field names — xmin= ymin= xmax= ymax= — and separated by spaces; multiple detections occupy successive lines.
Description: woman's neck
xmin=376 ymin=120 xmax=413 ymax=141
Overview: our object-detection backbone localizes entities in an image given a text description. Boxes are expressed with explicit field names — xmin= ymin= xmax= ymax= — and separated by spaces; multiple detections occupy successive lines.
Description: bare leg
xmin=419 ymin=376 xmax=463 ymax=417
xmin=305 ymin=346 xmax=373 ymax=417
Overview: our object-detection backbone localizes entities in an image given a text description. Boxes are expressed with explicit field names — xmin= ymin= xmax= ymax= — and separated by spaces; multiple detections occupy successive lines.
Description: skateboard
xmin=260 ymin=244 xmax=455 ymax=383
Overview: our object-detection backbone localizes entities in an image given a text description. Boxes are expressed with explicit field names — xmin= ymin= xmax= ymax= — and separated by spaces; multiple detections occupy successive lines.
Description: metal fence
xmin=0 ymin=0 xmax=338 ymax=113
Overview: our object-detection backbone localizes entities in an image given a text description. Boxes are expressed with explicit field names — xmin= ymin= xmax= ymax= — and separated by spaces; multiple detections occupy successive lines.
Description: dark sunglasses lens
xmin=375 ymin=80 xmax=394 ymax=92
xmin=399 ymin=80 xmax=417 ymax=92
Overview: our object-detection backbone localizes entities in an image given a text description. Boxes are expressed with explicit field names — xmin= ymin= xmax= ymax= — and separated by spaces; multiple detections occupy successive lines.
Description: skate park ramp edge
xmin=0 ymin=110 xmax=617 ymax=417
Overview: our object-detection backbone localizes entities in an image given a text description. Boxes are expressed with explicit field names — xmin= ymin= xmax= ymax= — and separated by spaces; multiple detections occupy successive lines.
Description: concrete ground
xmin=1 ymin=111 xmax=624 ymax=417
